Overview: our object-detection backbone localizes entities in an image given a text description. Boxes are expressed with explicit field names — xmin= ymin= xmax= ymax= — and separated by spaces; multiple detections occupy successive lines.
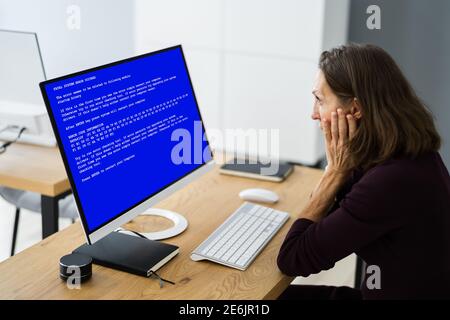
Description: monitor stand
xmin=117 ymin=208 xmax=188 ymax=240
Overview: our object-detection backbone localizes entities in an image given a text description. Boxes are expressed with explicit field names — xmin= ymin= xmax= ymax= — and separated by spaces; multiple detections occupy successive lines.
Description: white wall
xmin=0 ymin=0 xmax=135 ymax=79
xmin=134 ymin=0 xmax=349 ymax=165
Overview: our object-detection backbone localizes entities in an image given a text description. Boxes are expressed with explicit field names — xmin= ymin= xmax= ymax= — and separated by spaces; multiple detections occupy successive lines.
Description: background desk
xmin=0 ymin=164 xmax=323 ymax=299
xmin=0 ymin=143 xmax=70 ymax=238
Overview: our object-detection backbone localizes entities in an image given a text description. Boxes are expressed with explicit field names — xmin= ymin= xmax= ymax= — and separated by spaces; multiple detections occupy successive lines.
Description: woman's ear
xmin=350 ymin=98 xmax=362 ymax=119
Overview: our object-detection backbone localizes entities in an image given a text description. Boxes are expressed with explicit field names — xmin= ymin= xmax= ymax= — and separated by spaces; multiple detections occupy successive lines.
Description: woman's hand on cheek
xmin=304 ymin=110 xmax=357 ymax=221
xmin=322 ymin=108 xmax=356 ymax=179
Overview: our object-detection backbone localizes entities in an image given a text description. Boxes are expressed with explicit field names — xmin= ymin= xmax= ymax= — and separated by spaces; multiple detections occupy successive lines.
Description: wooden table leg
xmin=41 ymin=195 xmax=59 ymax=238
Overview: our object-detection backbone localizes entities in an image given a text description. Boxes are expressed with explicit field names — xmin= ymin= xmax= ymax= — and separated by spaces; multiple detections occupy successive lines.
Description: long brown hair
xmin=319 ymin=43 xmax=441 ymax=171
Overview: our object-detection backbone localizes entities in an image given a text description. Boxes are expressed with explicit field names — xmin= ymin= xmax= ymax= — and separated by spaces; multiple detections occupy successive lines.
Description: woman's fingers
xmin=331 ymin=111 xmax=338 ymax=142
xmin=322 ymin=119 xmax=331 ymax=143
xmin=347 ymin=114 xmax=357 ymax=138
xmin=337 ymin=108 xmax=348 ymax=143
xmin=323 ymin=109 xmax=356 ymax=144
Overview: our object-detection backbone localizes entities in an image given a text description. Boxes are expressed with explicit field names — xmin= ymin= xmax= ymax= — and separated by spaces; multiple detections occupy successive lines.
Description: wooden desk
xmin=0 ymin=143 xmax=70 ymax=237
xmin=0 ymin=165 xmax=323 ymax=299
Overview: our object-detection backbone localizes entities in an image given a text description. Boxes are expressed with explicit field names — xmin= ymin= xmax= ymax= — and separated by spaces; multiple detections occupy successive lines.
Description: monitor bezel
xmin=40 ymin=45 xmax=214 ymax=244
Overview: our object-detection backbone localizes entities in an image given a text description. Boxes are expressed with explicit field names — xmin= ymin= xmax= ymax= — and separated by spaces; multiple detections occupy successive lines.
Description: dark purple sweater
xmin=277 ymin=152 xmax=450 ymax=299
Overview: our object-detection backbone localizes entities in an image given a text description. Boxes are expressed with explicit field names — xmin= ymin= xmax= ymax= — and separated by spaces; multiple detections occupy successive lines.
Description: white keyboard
xmin=190 ymin=202 xmax=289 ymax=270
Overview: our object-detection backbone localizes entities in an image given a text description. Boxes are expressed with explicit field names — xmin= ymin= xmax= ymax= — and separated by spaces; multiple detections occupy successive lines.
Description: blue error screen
xmin=42 ymin=47 xmax=211 ymax=232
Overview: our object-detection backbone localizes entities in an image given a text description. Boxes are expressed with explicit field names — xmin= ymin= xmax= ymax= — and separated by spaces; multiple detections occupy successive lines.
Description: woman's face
xmin=311 ymin=70 xmax=350 ymax=127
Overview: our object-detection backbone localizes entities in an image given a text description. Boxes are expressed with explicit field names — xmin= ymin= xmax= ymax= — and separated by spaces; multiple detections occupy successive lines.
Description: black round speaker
xmin=59 ymin=253 xmax=93 ymax=283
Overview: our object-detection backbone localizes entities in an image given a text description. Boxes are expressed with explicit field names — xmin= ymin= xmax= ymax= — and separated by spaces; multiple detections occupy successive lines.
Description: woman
xmin=277 ymin=43 xmax=450 ymax=300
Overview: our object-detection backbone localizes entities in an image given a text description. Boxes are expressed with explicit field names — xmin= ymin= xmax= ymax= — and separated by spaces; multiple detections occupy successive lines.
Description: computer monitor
xmin=40 ymin=45 xmax=214 ymax=245
xmin=0 ymin=29 xmax=56 ymax=146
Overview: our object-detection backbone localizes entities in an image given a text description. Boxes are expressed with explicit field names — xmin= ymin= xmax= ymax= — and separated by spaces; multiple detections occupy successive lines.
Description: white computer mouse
xmin=239 ymin=188 xmax=279 ymax=203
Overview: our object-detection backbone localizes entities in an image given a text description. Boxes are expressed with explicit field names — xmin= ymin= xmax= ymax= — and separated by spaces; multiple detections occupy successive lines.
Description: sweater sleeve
xmin=277 ymin=165 xmax=411 ymax=277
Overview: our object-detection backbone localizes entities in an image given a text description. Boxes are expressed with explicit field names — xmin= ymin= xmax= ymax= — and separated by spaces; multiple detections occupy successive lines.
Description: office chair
xmin=0 ymin=186 xmax=79 ymax=256
xmin=354 ymin=256 xmax=367 ymax=289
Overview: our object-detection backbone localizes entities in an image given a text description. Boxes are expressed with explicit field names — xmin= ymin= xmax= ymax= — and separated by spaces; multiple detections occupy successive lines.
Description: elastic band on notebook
xmin=149 ymin=271 xmax=176 ymax=288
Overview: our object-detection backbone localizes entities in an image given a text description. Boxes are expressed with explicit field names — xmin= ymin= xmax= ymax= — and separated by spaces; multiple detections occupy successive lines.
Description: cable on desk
xmin=0 ymin=126 xmax=27 ymax=154
xmin=116 ymin=228 xmax=147 ymax=239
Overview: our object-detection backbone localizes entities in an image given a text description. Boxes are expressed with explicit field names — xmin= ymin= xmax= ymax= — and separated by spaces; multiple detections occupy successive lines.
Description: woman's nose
xmin=311 ymin=111 xmax=320 ymax=121
xmin=311 ymin=103 xmax=320 ymax=120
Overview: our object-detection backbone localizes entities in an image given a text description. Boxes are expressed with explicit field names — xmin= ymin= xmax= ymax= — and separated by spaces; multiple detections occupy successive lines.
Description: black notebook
xmin=220 ymin=158 xmax=294 ymax=182
xmin=73 ymin=231 xmax=179 ymax=277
